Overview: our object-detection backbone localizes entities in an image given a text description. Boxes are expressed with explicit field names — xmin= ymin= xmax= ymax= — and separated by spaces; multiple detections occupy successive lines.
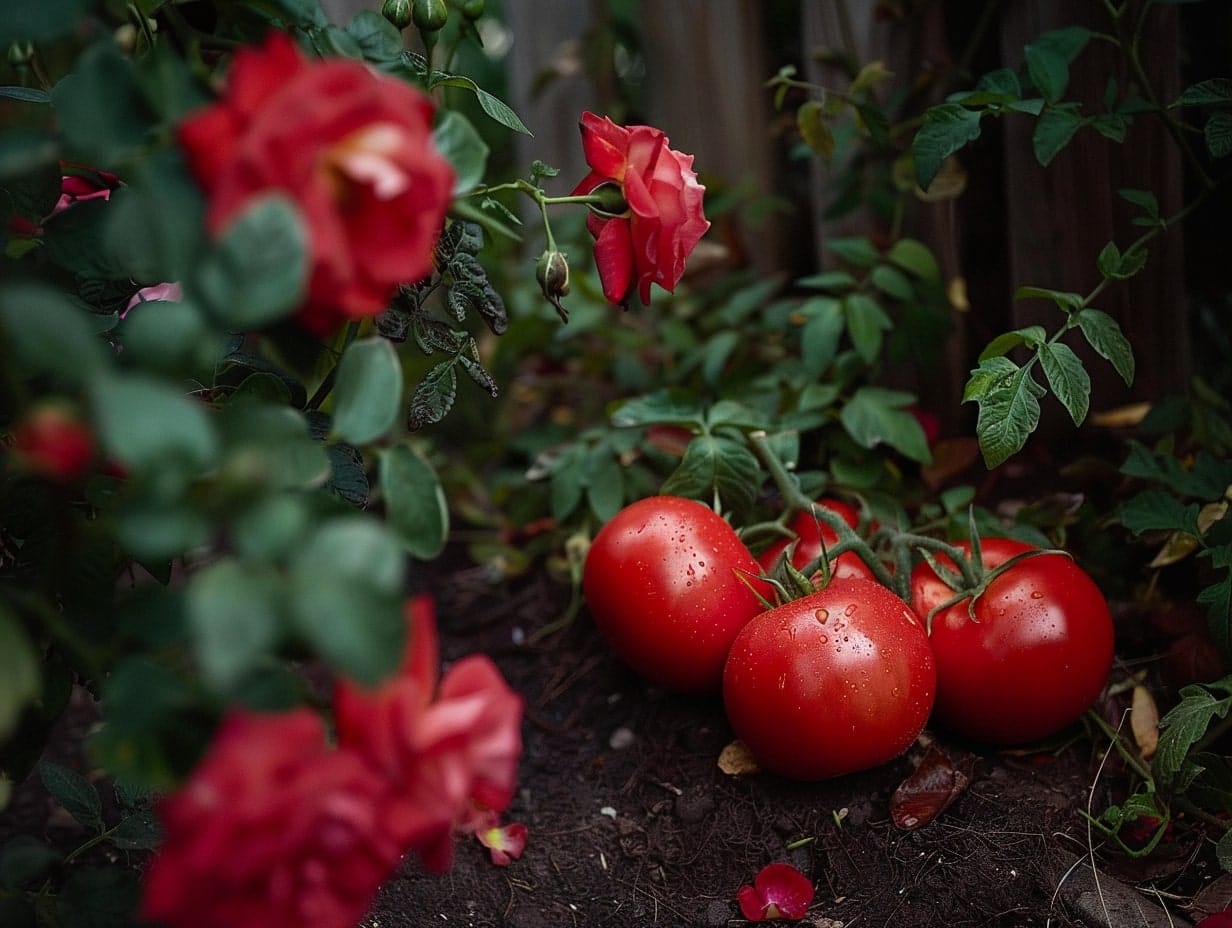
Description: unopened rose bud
xmin=9 ymin=404 xmax=96 ymax=483
xmin=536 ymin=250 xmax=570 ymax=323
xmin=412 ymin=0 xmax=449 ymax=32
xmin=460 ymin=0 xmax=485 ymax=20
xmin=382 ymin=0 xmax=413 ymax=30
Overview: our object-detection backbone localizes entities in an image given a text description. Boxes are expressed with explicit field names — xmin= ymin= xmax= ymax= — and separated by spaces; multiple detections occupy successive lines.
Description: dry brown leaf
xmin=1149 ymin=531 xmax=1200 ymax=568
xmin=947 ymin=275 xmax=970 ymax=311
xmin=717 ymin=739 xmax=761 ymax=776
xmin=890 ymin=744 xmax=974 ymax=830
xmin=1131 ymin=685 xmax=1159 ymax=761
xmin=1090 ymin=402 xmax=1152 ymax=428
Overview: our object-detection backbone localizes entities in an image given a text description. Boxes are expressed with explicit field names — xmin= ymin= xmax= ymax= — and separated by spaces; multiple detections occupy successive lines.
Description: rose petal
xmin=737 ymin=862 xmax=814 ymax=921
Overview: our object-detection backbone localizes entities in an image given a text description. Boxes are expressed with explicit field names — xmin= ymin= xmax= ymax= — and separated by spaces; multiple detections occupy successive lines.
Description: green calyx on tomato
xmin=909 ymin=536 xmax=1115 ymax=745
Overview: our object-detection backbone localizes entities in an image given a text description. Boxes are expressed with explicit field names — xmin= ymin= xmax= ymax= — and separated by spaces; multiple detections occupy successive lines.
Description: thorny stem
xmin=468 ymin=179 xmax=611 ymax=255
xmin=306 ymin=320 xmax=362 ymax=412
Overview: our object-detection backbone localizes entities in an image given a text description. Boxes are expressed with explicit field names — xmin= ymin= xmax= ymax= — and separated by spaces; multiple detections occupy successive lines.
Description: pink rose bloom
xmin=141 ymin=709 xmax=402 ymax=928
xmin=177 ymin=32 xmax=455 ymax=336
xmin=570 ymin=111 xmax=710 ymax=306
xmin=334 ymin=597 xmax=524 ymax=872
xmin=124 ymin=281 xmax=183 ymax=316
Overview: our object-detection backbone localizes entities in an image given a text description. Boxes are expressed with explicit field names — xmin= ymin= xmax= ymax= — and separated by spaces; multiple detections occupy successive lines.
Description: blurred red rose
xmin=570 ymin=111 xmax=709 ymax=306
xmin=178 ymin=32 xmax=455 ymax=335
xmin=141 ymin=709 xmax=401 ymax=928
xmin=8 ymin=404 xmax=95 ymax=482
xmin=335 ymin=596 xmax=524 ymax=872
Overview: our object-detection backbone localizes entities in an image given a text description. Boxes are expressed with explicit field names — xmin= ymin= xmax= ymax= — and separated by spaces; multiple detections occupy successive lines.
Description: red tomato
xmin=722 ymin=578 xmax=936 ymax=780
xmin=583 ymin=496 xmax=767 ymax=694
xmin=910 ymin=537 xmax=1114 ymax=745
xmin=756 ymin=499 xmax=876 ymax=583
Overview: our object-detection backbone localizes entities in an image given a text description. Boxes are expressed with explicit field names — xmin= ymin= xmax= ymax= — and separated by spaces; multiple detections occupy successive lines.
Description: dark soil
xmin=367 ymin=568 xmax=1227 ymax=928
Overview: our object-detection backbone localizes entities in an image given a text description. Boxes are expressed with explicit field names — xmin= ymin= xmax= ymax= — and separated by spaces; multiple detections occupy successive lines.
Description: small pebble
xmin=608 ymin=726 xmax=636 ymax=750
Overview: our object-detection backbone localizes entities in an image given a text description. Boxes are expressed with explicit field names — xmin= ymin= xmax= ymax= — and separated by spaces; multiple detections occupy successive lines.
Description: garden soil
xmin=366 ymin=566 xmax=1228 ymax=928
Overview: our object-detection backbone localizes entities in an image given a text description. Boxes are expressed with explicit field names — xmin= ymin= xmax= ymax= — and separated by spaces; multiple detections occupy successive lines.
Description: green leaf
xmin=1198 ymin=545 xmax=1232 ymax=654
xmin=797 ymin=270 xmax=857 ymax=291
xmin=1217 ymin=828 xmax=1232 ymax=873
xmin=799 ymin=297 xmax=844 ymax=377
xmin=0 ymin=607 xmax=40 ymax=742
xmin=0 ymin=0 xmax=94 ymax=43
xmin=233 ymin=494 xmax=311 ymax=560
xmin=407 ymin=360 xmax=457 ymax=430
xmin=345 ymin=9 xmax=404 ymax=62
xmin=428 ymin=75 xmax=532 ymax=136
xmin=839 ymin=386 xmax=931 ymax=463
xmin=978 ymin=325 xmax=1047 ymax=361
xmin=797 ymin=100 xmax=834 ymax=160
xmin=661 ymin=434 xmax=761 ymax=519
xmin=1024 ymin=25 xmax=1091 ymax=103
xmin=1204 ymin=111 xmax=1232 ymax=159
xmin=1154 ymin=680 xmax=1232 ymax=787
xmin=701 ymin=330 xmax=741 ymax=385
xmin=844 ymin=293 xmax=893 ymax=364
xmin=119 ymin=299 xmax=217 ymax=375
xmin=378 ymin=444 xmax=448 ymax=560
xmin=433 ymin=110 xmax=490 ymax=195
xmin=1120 ymin=489 xmax=1201 ymax=536
xmin=220 ymin=403 xmax=331 ymax=489
xmin=134 ymin=40 xmax=209 ymax=122
xmin=0 ymin=281 xmax=110 ymax=384
xmin=90 ymin=373 xmax=219 ymax=477
xmin=1014 ymin=285 xmax=1084 ymax=313
xmin=1096 ymin=241 xmax=1148 ymax=281
xmin=610 ymin=389 xmax=704 ymax=429
xmin=964 ymin=356 xmax=1046 ymax=469
xmin=585 ymin=447 xmax=625 ymax=523
xmin=912 ymin=103 xmax=984 ymax=191
xmin=1174 ymin=78 xmax=1232 ymax=108
xmin=0 ymin=835 xmax=62 ymax=890
xmin=38 ymin=761 xmax=103 ymax=831
xmin=1075 ymin=308 xmax=1135 ymax=385
xmin=1118 ymin=187 xmax=1160 ymax=218
xmin=1090 ymin=113 xmax=1130 ymax=143
xmin=107 ymin=809 xmax=163 ymax=851
xmin=289 ymin=517 xmax=405 ymax=685
xmin=106 ymin=151 xmax=206 ymax=285
xmin=887 ymin=238 xmax=940 ymax=280
xmin=187 ymin=559 xmax=284 ymax=691
xmin=331 ymin=337 xmax=403 ymax=445
xmin=1038 ymin=341 xmax=1090 ymax=425
xmin=871 ymin=264 xmax=914 ymax=300
xmin=50 ymin=41 xmax=149 ymax=164
xmin=826 ymin=236 xmax=881 ymax=267
xmin=194 ymin=195 xmax=308 ymax=329
xmin=0 ymin=86 xmax=51 ymax=104
xmin=1033 ymin=102 xmax=1086 ymax=166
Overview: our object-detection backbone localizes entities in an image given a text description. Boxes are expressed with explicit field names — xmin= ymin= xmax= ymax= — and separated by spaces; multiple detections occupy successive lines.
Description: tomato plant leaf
xmin=797 ymin=100 xmax=834 ymax=161
xmin=1033 ymin=102 xmax=1086 ymax=166
xmin=1198 ymin=545 xmax=1232 ymax=655
xmin=871 ymin=264 xmax=914 ymax=301
xmin=964 ymin=357 xmax=1045 ymax=468
xmin=912 ymin=102 xmax=984 ymax=191
xmin=379 ymin=444 xmax=448 ymax=560
xmin=610 ymin=389 xmax=705 ymax=429
xmin=1117 ymin=187 xmax=1160 ymax=220
xmin=978 ymin=325 xmax=1048 ymax=361
xmin=661 ymin=434 xmax=760 ymax=518
xmin=1120 ymin=489 xmax=1202 ymax=536
xmin=1154 ymin=680 xmax=1232 ymax=787
xmin=1074 ymin=308 xmax=1135 ymax=386
xmin=585 ymin=447 xmax=625 ymax=523
xmin=1024 ymin=25 xmax=1091 ymax=103
xmin=844 ymin=293 xmax=893 ymax=364
xmin=1174 ymin=78 xmax=1232 ymax=107
xmin=887 ymin=238 xmax=940 ymax=280
xmin=1203 ymin=111 xmax=1232 ymax=159
xmin=826 ymin=236 xmax=881 ymax=267
xmin=797 ymin=270 xmax=857 ymax=291
xmin=39 ymin=761 xmax=103 ymax=832
xmin=839 ymin=386 xmax=931 ymax=464
xmin=798 ymin=297 xmax=845 ymax=377
xmin=1038 ymin=341 xmax=1091 ymax=426
xmin=1014 ymin=285 xmax=1085 ymax=313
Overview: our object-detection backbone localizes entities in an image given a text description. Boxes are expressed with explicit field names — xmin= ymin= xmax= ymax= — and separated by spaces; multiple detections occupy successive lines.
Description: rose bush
xmin=177 ymin=31 xmax=455 ymax=336
xmin=570 ymin=110 xmax=710 ymax=306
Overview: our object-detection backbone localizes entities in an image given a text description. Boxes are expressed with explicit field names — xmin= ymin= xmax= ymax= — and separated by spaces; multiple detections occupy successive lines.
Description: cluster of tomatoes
xmin=582 ymin=495 xmax=1115 ymax=780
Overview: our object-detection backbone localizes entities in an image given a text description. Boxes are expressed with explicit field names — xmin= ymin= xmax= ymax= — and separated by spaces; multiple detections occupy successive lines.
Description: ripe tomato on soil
xmin=756 ymin=498 xmax=876 ymax=582
xmin=909 ymin=537 xmax=1114 ymax=745
xmin=582 ymin=495 xmax=768 ymax=694
xmin=722 ymin=577 xmax=936 ymax=780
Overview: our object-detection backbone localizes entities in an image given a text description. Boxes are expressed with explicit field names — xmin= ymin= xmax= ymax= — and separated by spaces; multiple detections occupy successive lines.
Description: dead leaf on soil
xmin=1131 ymin=685 xmax=1159 ymax=760
xmin=1188 ymin=873 xmax=1232 ymax=920
xmin=718 ymin=739 xmax=761 ymax=776
xmin=922 ymin=436 xmax=981 ymax=490
xmin=890 ymin=743 xmax=975 ymax=830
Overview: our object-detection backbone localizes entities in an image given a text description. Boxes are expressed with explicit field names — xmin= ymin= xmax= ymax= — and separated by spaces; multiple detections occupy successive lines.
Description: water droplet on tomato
xmin=777 ymin=673 xmax=787 ymax=690
xmin=1030 ymin=590 xmax=1044 ymax=599
xmin=818 ymin=635 xmax=828 ymax=644
xmin=815 ymin=609 xmax=830 ymax=624
xmin=844 ymin=604 xmax=857 ymax=616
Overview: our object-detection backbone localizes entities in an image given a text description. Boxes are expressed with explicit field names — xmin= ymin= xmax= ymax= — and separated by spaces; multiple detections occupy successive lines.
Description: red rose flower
xmin=141 ymin=709 xmax=402 ymax=928
xmin=177 ymin=32 xmax=455 ymax=335
xmin=8 ymin=404 xmax=96 ymax=482
xmin=570 ymin=111 xmax=709 ymax=306
xmin=334 ymin=596 xmax=524 ymax=872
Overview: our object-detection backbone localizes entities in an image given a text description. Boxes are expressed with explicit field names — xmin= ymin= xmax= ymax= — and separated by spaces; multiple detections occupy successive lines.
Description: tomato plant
xmin=910 ymin=538 xmax=1114 ymax=745
xmin=756 ymin=498 xmax=877 ymax=583
xmin=722 ymin=578 xmax=936 ymax=780
xmin=582 ymin=495 xmax=767 ymax=694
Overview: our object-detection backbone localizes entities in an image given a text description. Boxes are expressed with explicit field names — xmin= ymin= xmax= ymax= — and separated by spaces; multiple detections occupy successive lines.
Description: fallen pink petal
xmin=476 ymin=821 xmax=528 ymax=866
xmin=736 ymin=862 xmax=814 ymax=921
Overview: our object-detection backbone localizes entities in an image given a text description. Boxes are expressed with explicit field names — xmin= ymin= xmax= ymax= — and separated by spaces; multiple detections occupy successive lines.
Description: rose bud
xmin=9 ymin=404 xmax=96 ymax=483
xmin=535 ymin=249 xmax=571 ymax=323
xmin=382 ymin=0 xmax=413 ymax=30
